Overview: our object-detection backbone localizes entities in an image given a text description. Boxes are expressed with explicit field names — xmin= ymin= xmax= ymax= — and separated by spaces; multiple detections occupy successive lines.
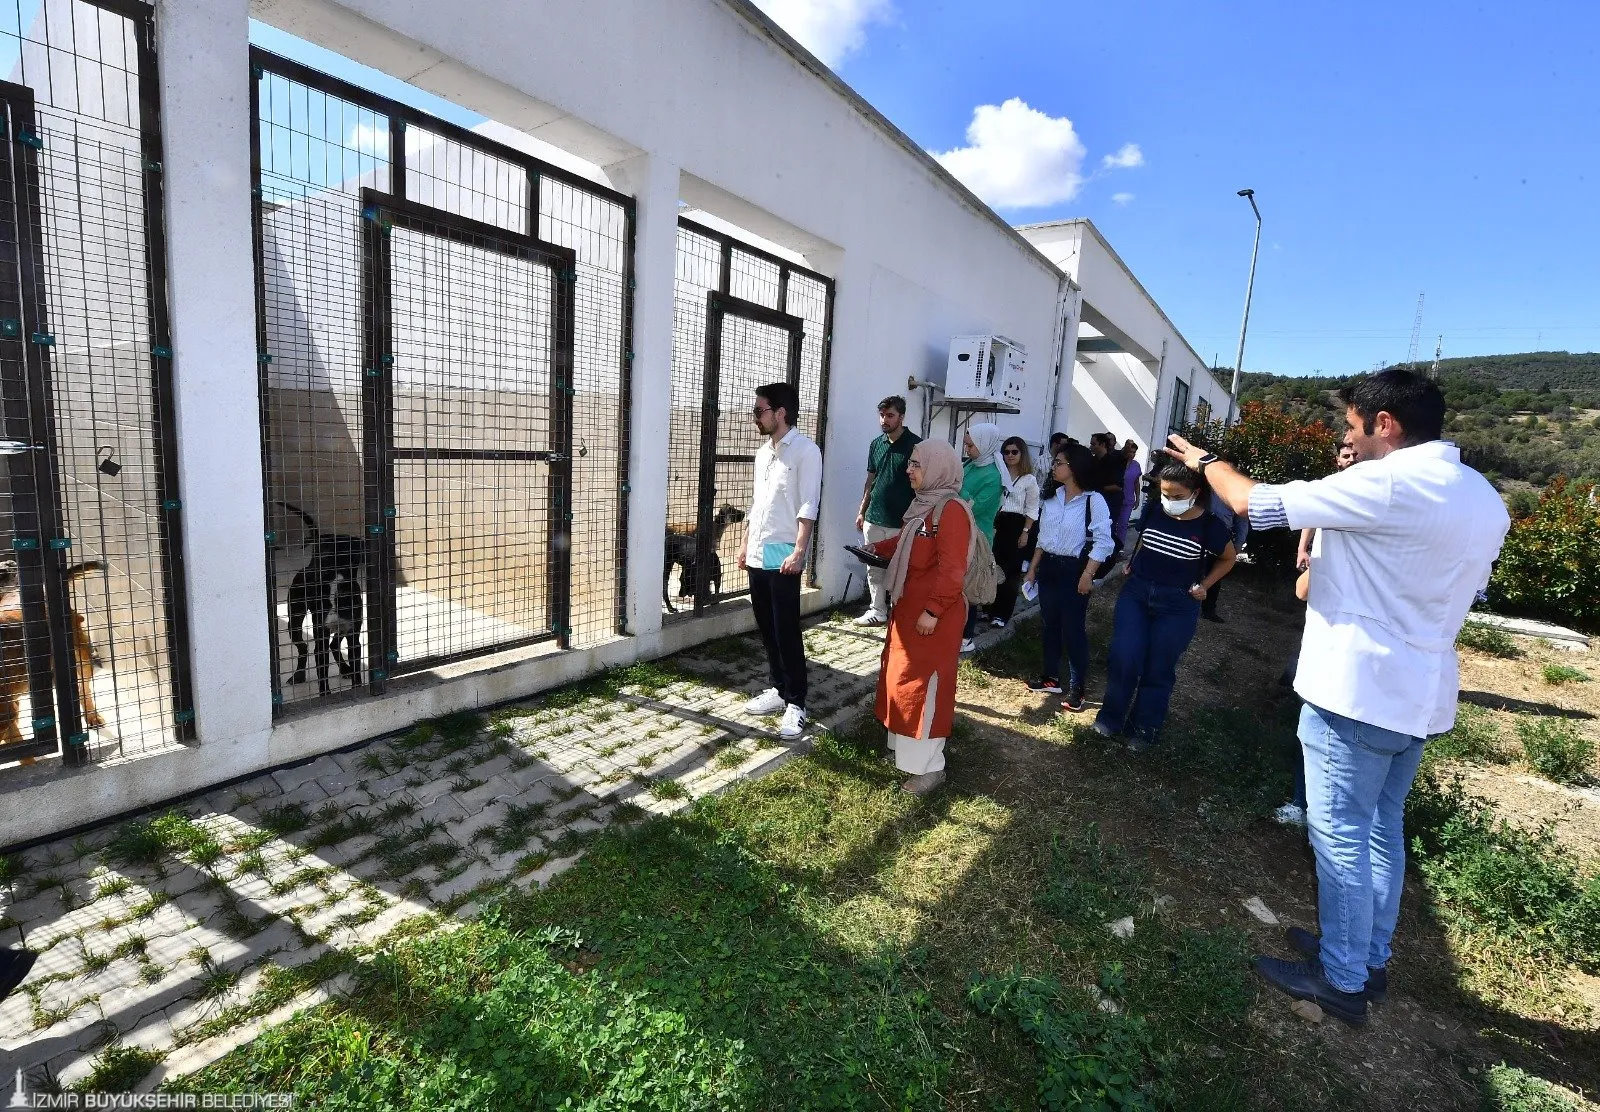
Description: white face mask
xmin=1161 ymin=495 xmax=1196 ymax=517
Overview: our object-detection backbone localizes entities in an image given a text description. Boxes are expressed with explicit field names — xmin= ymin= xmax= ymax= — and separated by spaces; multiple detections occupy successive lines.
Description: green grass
xmin=1481 ymin=1063 xmax=1582 ymax=1111
xmin=1458 ymin=621 xmax=1523 ymax=658
xmin=1406 ymin=769 xmax=1600 ymax=969
xmin=73 ymin=1045 xmax=163 ymax=1092
xmin=1516 ymin=717 xmax=1595 ymax=784
xmin=1430 ymin=703 xmax=1508 ymax=765
xmin=1540 ymin=663 xmax=1590 ymax=686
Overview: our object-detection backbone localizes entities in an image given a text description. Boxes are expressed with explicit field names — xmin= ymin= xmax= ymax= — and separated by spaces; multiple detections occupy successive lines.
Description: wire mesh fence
xmin=252 ymin=49 xmax=632 ymax=713
xmin=663 ymin=219 xmax=833 ymax=618
xmin=0 ymin=0 xmax=191 ymax=772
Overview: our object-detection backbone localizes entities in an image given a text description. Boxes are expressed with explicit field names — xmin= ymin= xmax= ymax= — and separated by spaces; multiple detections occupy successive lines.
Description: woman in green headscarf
xmin=959 ymin=422 xmax=1005 ymax=652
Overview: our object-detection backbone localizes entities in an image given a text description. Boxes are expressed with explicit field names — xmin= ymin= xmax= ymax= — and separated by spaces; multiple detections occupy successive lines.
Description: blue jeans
xmin=1299 ymin=703 xmax=1425 ymax=993
xmin=1036 ymin=554 xmax=1090 ymax=690
xmin=1094 ymin=576 xmax=1201 ymax=739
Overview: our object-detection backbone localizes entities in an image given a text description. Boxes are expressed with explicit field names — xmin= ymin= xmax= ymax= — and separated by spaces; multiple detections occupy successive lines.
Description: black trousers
xmin=749 ymin=568 xmax=807 ymax=707
xmin=988 ymin=511 xmax=1031 ymax=623
xmin=1201 ymin=577 xmax=1224 ymax=618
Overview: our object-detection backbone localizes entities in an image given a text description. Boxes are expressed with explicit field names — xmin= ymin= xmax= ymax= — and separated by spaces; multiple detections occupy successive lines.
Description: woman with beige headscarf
xmin=864 ymin=439 xmax=976 ymax=794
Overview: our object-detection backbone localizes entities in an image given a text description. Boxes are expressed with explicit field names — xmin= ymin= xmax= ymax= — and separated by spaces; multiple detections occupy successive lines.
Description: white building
xmin=1020 ymin=219 xmax=1233 ymax=461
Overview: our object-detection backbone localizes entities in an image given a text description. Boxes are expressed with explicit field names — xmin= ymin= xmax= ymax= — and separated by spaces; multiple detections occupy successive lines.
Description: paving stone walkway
xmin=0 ymin=609 xmax=958 ymax=1090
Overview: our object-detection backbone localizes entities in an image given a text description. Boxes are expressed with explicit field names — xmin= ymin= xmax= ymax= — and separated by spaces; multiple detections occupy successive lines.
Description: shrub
xmin=1481 ymin=1063 xmax=1581 ymax=1111
xmin=1175 ymin=401 xmax=1343 ymax=568
xmin=1456 ymin=622 xmax=1521 ymax=659
xmin=1541 ymin=663 xmax=1589 ymax=685
xmin=1487 ymin=477 xmax=1600 ymax=632
xmin=1517 ymin=717 xmax=1594 ymax=784
xmin=1429 ymin=704 xmax=1505 ymax=765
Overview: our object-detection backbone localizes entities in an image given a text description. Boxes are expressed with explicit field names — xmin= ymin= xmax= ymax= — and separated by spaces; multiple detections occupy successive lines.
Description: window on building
xmin=1195 ymin=399 xmax=1213 ymax=426
xmin=1168 ymin=378 xmax=1192 ymax=432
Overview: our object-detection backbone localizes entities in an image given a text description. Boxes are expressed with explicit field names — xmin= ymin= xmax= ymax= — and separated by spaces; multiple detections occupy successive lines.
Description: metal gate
xmin=0 ymin=0 xmax=192 ymax=771
xmin=252 ymin=50 xmax=634 ymax=712
xmin=362 ymin=190 xmax=576 ymax=674
xmin=665 ymin=220 xmax=833 ymax=618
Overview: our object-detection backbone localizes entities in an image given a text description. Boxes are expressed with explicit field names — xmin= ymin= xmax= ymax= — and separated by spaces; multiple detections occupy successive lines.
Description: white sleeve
xmin=1022 ymin=476 xmax=1040 ymax=520
xmin=795 ymin=441 xmax=823 ymax=522
xmin=1086 ymin=493 xmax=1115 ymax=562
xmin=1271 ymin=464 xmax=1394 ymax=532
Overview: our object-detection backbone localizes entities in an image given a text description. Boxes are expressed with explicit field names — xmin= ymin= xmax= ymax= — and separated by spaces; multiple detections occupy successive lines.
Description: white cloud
xmin=1112 ymin=192 xmax=1135 ymax=205
xmin=751 ymin=0 xmax=893 ymax=66
xmin=1102 ymin=143 xmax=1144 ymax=170
xmin=933 ymin=98 xmax=1087 ymax=210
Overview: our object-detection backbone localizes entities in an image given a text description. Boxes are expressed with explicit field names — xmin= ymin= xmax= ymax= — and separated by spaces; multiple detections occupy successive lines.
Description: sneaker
xmin=990 ymin=617 xmax=1007 ymax=629
xmin=1027 ymin=677 xmax=1063 ymax=695
xmin=960 ymin=638 xmax=976 ymax=654
xmin=0 ymin=947 xmax=37 ymax=1004
xmin=1272 ymin=803 xmax=1308 ymax=829
xmin=744 ymin=687 xmax=786 ymax=716
xmin=854 ymin=612 xmax=886 ymax=627
xmin=1089 ymin=719 xmax=1116 ymax=738
xmin=1253 ymin=955 xmax=1368 ymax=1027
xmin=778 ymin=703 xmax=808 ymax=740
xmin=1285 ymin=927 xmax=1388 ymax=1002
xmin=1062 ymin=688 xmax=1086 ymax=713
xmin=901 ymin=770 xmax=946 ymax=796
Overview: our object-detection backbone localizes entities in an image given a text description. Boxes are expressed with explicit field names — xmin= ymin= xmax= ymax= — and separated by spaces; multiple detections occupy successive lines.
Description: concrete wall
xmin=1019 ymin=220 xmax=1232 ymax=463
xmin=0 ymin=0 xmax=1069 ymax=843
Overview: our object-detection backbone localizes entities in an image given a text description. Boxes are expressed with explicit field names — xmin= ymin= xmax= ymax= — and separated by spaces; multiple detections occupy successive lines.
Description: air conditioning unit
xmin=943 ymin=335 xmax=1026 ymax=408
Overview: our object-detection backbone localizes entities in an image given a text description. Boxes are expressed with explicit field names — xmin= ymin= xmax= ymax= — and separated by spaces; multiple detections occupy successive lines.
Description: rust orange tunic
xmin=871 ymin=504 xmax=971 ymax=740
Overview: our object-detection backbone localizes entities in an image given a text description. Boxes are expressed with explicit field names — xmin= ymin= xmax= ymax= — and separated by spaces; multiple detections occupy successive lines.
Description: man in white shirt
xmin=1167 ymin=369 xmax=1508 ymax=1028
xmin=739 ymin=381 xmax=823 ymax=741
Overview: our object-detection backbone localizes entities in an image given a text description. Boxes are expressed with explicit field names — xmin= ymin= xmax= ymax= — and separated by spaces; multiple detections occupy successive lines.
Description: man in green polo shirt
xmin=854 ymin=395 xmax=921 ymax=625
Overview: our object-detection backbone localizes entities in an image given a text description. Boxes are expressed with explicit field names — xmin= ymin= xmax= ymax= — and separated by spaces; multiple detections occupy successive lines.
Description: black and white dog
xmin=277 ymin=501 xmax=366 ymax=694
xmin=662 ymin=504 xmax=744 ymax=613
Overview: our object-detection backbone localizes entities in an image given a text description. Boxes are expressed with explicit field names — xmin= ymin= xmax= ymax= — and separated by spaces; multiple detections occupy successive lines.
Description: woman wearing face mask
xmin=958 ymin=423 xmax=1005 ymax=652
xmin=1091 ymin=462 xmax=1238 ymax=751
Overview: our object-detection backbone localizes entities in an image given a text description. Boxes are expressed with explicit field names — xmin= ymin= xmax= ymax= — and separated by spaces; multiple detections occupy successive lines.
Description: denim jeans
xmin=1094 ymin=576 xmax=1201 ymax=739
xmin=1299 ymin=703 xmax=1426 ymax=993
xmin=1036 ymin=553 xmax=1090 ymax=690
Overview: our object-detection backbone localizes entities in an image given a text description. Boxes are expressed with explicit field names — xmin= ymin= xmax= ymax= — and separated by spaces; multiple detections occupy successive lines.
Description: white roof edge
xmin=717 ymin=0 xmax=1064 ymax=284
xmin=1017 ymin=217 xmax=1217 ymax=381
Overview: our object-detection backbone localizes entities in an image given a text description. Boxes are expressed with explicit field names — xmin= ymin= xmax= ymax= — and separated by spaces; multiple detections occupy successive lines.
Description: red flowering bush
xmin=1177 ymin=401 xmax=1341 ymax=486
xmin=1175 ymin=402 xmax=1341 ymax=569
xmin=1486 ymin=477 xmax=1600 ymax=632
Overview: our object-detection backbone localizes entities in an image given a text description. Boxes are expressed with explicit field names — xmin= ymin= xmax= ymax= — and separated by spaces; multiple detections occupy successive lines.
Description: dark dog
xmin=278 ymin=502 xmax=366 ymax=695
xmin=0 ymin=559 xmax=105 ymax=745
xmin=663 ymin=504 xmax=745 ymax=613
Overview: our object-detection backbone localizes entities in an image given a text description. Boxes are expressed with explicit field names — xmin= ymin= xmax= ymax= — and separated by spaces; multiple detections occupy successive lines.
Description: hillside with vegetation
xmin=1233 ymin=351 xmax=1600 ymax=499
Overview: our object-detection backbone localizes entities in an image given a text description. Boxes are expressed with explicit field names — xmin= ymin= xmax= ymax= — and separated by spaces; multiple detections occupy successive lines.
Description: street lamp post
xmin=1227 ymin=188 xmax=1262 ymax=423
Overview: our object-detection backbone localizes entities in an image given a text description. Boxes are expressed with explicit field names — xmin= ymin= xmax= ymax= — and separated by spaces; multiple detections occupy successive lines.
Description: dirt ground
xmin=952 ymin=565 xmax=1598 ymax=1111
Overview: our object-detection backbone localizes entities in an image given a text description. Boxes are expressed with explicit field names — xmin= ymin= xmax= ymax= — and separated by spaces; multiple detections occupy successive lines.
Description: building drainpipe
xmin=1043 ymin=276 xmax=1080 ymax=451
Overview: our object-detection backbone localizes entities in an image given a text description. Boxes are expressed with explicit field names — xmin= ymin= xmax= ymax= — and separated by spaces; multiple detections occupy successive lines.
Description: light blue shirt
xmin=1037 ymin=489 xmax=1115 ymax=563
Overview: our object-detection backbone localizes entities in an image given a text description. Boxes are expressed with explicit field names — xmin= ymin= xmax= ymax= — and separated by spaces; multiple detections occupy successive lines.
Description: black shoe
xmin=1286 ymin=926 xmax=1388 ymax=1003
xmin=1253 ymin=955 xmax=1368 ymax=1027
xmin=1125 ymin=730 xmax=1158 ymax=753
xmin=1027 ymin=677 xmax=1063 ymax=695
xmin=0 ymin=947 xmax=37 ymax=1004
xmin=1202 ymin=612 xmax=1224 ymax=623
xmin=1062 ymin=688 xmax=1086 ymax=713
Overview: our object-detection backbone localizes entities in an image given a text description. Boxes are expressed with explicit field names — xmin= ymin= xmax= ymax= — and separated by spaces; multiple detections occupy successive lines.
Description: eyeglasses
xmin=751 ymin=405 xmax=772 ymax=418
xmin=1052 ymin=458 xmax=1070 ymax=468
xmin=906 ymin=460 xmax=923 ymax=470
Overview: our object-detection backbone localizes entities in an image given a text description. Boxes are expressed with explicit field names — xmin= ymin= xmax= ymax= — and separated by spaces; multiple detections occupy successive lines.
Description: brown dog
xmin=0 ymin=559 xmax=105 ymax=746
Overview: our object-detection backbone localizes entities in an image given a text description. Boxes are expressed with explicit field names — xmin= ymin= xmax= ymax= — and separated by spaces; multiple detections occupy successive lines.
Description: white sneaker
xmin=960 ymin=638 xmax=976 ymax=654
xmin=1273 ymin=803 xmax=1307 ymax=828
xmin=854 ymin=612 xmax=886 ymax=627
xmin=778 ymin=703 xmax=807 ymax=740
xmin=744 ymin=687 xmax=786 ymax=716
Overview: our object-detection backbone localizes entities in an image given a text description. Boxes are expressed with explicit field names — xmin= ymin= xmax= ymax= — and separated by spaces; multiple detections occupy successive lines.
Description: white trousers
xmin=886 ymin=672 xmax=945 ymax=774
xmin=863 ymin=522 xmax=900 ymax=618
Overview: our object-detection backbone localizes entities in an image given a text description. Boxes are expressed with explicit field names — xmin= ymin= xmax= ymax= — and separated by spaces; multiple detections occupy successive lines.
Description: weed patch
xmin=1458 ymin=621 xmax=1522 ymax=658
xmin=74 ymin=1046 xmax=162 ymax=1092
xmin=1481 ymin=1063 xmax=1582 ymax=1111
xmin=1541 ymin=664 xmax=1590 ymax=686
xmin=1516 ymin=717 xmax=1595 ymax=784
xmin=1430 ymin=703 xmax=1508 ymax=765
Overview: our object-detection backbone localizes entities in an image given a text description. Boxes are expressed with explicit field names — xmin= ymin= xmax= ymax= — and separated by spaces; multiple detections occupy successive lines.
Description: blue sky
xmin=252 ymin=2 xmax=1600 ymax=377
